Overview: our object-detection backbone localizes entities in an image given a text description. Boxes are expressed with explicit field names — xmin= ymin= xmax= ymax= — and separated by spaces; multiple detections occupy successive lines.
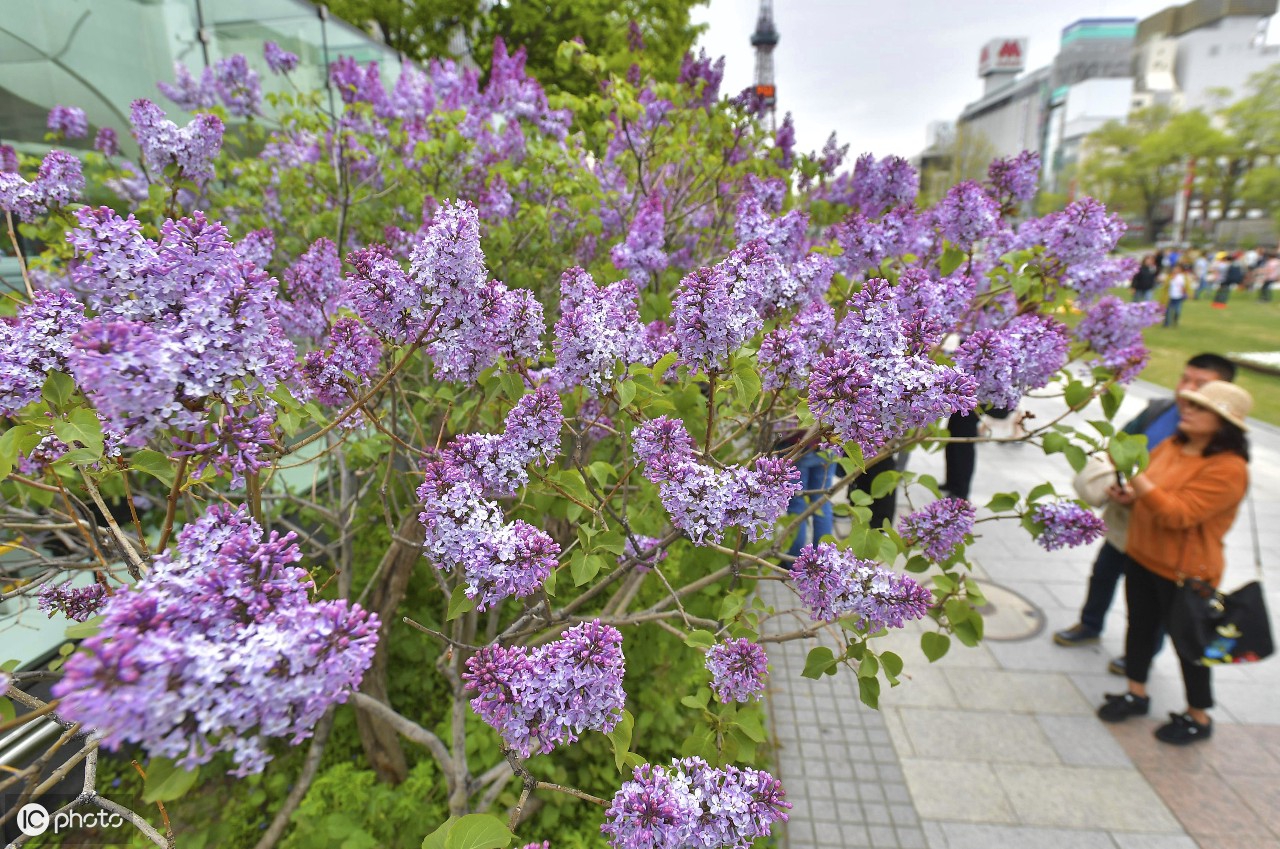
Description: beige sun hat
xmin=1178 ymin=380 xmax=1253 ymax=432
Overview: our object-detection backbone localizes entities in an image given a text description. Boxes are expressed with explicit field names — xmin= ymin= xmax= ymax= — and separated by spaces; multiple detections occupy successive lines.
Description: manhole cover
xmin=973 ymin=582 xmax=1045 ymax=641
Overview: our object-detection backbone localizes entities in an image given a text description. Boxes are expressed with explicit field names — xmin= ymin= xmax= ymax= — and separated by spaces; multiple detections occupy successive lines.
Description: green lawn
xmin=1134 ymin=291 xmax=1280 ymax=425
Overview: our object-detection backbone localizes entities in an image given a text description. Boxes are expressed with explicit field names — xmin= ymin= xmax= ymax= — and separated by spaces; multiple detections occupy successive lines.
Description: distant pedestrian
xmin=1193 ymin=252 xmax=1211 ymax=299
xmin=1163 ymin=260 xmax=1189 ymax=327
xmin=1259 ymin=249 xmax=1278 ymax=303
xmin=1211 ymin=252 xmax=1243 ymax=308
xmin=1130 ymin=254 xmax=1159 ymax=303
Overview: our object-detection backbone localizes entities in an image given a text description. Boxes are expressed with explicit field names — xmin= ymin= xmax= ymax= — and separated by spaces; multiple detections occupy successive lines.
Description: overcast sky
xmin=692 ymin=0 xmax=1278 ymax=159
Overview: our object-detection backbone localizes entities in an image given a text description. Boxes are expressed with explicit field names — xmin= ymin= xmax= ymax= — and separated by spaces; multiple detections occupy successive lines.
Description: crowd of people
xmin=1132 ymin=247 xmax=1280 ymax=323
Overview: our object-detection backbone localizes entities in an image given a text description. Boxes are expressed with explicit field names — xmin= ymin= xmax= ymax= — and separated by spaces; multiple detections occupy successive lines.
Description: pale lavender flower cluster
xmin=790 ymin=542 xmax=933 ymax=628
xmin=172 ymin=405 xmax=277 ymax=488
xmin=898 ymin=498 xmax=975 ymax=562
xmin=632 ymin=417 xmax=799 ymax=545
xmin=1018 ymin=197 xmax=1126 ymax=280
xmin=678 ymin=48 xmax=725 ymax=108
xmin=953 ymin=314 xmax=1071 ymax=408
xmin=670 ymin=244 xmax=774 ymax=373
xmin=16 ymin=427 xmax=70 ymax=475
xmin=988 ymin=151 xmax=1040 ymax=205
xmin=37 ymin=581 xmax=108 ymax=622
xmin=758 ymin=299 xmax=834 ymax=391
xmin=810 ymin=280 xmax=976 ymax=456
xmin=618 ymin=535 xmax=668 ymax=571
xmin=893 ymin=268 xmax=975 ymax=342
xmin=235 ymin=228 xmax=274 ymax=269
xmin=443 ymin=385 xmax=562 ymax=496
xmin=65 ymin=207 xmax=296 ymax=444
xmin=0 ymin=150 xmax=85 ymax=217
xmin=1073 ymin=296 xmax=1162 ymax=382
xmin=934 ymin=181 xmax=1000 ymax=250
xmin=417 ymin=453 xmax=560 ymax=610
xmin=264 ymin=41 xmax=300 ymax=74
xmin=213 ymin=54 xmax=263 ymax=117
xmin=818 ymin=132 xmax=849 ymax=177
xmin=849 ymin=154 xmax=919 ymax=216
xmin=1064 ymin=255 xmax=1139 ymax=301
xmin=463 ymin=620 xmax=625 ymax=757
xmin=300 ymin=318 xmax=382 ymax=407
xmin=47 ymin=106 xmax=88 ymax=139
xmin=157 ymin=62 xmax=218 ymax=111
xmin=0 ymin=144 xmax=18 ymax=173
xmin=705 ymin=638 xmax=768 ymax=703
xmin=53 ymin=505 xmax=380 ymax=775
xmin=602 ymin=756 xmax=789 ymax=849
xmin=610 ymin=193 xmax=668 ymax=286
xmin=553 ymin=267 xmax=648 ymax=395
xmin=1032 ymin=501 xmax=1107 ymax=551
xmin=94 ymin=127 xmax=119 ymax=157
xmin=832 ymin=210 xmax=918 ymax=277
xmin=130 ymin=99 xmax=224 ymax=184
xmin=0 ymin=289 xmax=86 ymax=415
xmin=774 ymin=113 xmax=796 ymax=168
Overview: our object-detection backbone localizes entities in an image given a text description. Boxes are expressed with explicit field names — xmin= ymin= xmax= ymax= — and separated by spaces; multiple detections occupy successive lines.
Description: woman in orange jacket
xmin=1094 ymin=380 xmax=1252 ymax=744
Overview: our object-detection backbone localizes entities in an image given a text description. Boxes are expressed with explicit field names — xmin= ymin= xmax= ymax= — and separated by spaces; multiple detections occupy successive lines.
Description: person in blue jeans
xmin=1052 ymin=354 xmax=1236 ymax=674
xmin=786 ymin=450 xmax=835 ymax=558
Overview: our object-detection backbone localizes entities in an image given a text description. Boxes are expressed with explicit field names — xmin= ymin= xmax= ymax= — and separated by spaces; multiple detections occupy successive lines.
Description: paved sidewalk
xmin=764 ymin=379 xmax=1280 ymax=849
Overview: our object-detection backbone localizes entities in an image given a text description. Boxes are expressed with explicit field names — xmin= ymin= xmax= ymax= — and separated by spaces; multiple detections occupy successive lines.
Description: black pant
xmin=944 ymin=412 xmax=978 ymax=499
xmin=1124 ymin=556 xmax=1213 ymax=709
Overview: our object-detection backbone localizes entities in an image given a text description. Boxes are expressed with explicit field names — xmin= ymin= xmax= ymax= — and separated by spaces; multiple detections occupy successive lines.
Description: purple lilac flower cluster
xmin=1032 ymin=501 xmax=1107 ymax=551
xmin=0 ymin=145 xmax=17 ymax=173
xmin=705 ymin=638 xmax=768 ymax=703
xmin=953 ymin=313 xmax=1072 ymax=409
xmin=1073 ymin=296 xmax=1163 ymax=382
xmin=933 ymin=180 xmax=1001 ymax=250
xmin=774 ymin=113 xmax=796 ymax=168
xmin=790 ymin=542 xmax=933 ymax=629
xmin=213 ymin=55 xmax=262 ymax=117
xmin=130 ymin=99 xmax=224 ymax=184
xmin=893 ymin=268 xmax=976 ymax=342
xmin=848 ymin=154 xmax=919 ymax=216
xmin=16 ymin=427 xmax=70 ymax=475
xmin=463 ymin=620 xmax=625 ymax=757
xmin=264 ymin=42 xmax=300 ymax=75
xmin=0 ymin=150 xmax=85 ymax=218
xmin=53 ymin=505 xmax=380 ymax=775
xmin=0 ymin=289 xmax=86 ymax=415
xmin=678 ymin=48 xmax=725 ymax=108
xmin=172 ymin=405 xmax=277 ymax=488
xmin=758 ymin=299 xmax=834 ymax=392
xmin=601 ymin=756 xmax=789 ymax=849
xmin=898 ymin=498 xmax=976 ymax=562
xmin=831 ymin=209 xmax=919 ymax=278
xmin=618 ymin=535 xmax=668 ymax=571
xmin=157 ymin=63 xmax=218 ymax=111
xmin=300 ymin=318 xmax=382 ymax=407
xmin=47 ymin=106 xmax=88 ymax=139
xmin=610 ymin=194 xmax=668 ymax=287
xmin=37 ymin=581 xmax=108 ymax=622
xmin=65 ymin=208 xmax=295 ymax=444
xmin=442 ymin=385 xmax=562 ymax=496
xmin=553 ymin=267 xmax=648 ymax=395
xmin=632 ymin=417 xmax=799 ymax=545
xmin=671 ymin=242 xmax=781 ymax=373
xmin=235 ymin=228 xmax=274 ymax=270
xmin=810 ymin=280 xmax=976 ymax=456
xmin=818 ymin=132 xmax=849 ymax=177
xmin=94 ymin=127 xmax=119 ymax=157
xmin=988 ymin=151 xmax=1040 ymax=205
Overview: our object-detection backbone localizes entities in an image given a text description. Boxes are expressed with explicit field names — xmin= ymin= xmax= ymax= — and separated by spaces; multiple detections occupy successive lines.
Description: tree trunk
xmin=355 ymin=512 xmax=424 ymax=784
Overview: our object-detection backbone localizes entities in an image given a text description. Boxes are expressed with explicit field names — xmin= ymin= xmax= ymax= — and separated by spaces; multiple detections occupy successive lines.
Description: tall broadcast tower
xmin=750 ymin=0 xmax=779 ymax=133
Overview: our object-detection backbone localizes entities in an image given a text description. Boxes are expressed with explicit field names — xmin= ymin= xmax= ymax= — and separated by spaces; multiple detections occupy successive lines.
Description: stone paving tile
xmin=897 ymin=707 xmax=1059 ymax=764
xmin=1108 ymin=835 xmax=1199 ymax=849
xmin=900 ymin=759 xmax=1017 ymax=823
xmin=1035 ymin=714 xmax=1132 ymax=767
xmin=996 ymin=763 xmax=1181 ymax=831
xmin=921 ymin=821 xmax=1120 ymax=848
xmin=942 ymin=667 xmax=1095 ymax=715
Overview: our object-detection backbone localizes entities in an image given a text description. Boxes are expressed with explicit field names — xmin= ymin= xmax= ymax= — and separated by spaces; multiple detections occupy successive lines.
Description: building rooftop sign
xmin=979 ymin=38 xmax=1028 ymax=76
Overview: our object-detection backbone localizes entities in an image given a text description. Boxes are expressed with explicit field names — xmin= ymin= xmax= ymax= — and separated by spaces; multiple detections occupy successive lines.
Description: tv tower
xmin=751 ymin=0 xmax=779 ymax=132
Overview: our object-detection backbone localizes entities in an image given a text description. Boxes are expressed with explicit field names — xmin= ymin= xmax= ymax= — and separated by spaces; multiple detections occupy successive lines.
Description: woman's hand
xmin=1106 ymin=483 xmax=1137 ymax=505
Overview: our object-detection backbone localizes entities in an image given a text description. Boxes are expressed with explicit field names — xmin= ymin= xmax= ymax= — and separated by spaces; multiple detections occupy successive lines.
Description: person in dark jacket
xmin=1130 ymin=254 xmax=1159 ymax=303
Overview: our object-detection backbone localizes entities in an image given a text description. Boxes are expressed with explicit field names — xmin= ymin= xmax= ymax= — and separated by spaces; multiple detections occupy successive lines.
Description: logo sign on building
xmin=979 ymin=38 xmax=1028 ymax=76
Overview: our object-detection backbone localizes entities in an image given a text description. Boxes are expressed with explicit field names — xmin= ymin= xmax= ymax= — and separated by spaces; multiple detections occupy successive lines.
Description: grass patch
xmin=1136 ymin=292 xmax=1280 ymax=425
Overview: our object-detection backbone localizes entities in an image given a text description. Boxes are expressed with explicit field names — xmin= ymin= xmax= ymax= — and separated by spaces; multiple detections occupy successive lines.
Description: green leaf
xmin=731 ymin=359 xmax=761 ymax=406
xmin=0 ymin=425 xmax=37 ymax=480
xmin=130 ymin=449 xmax=176 ymax=487
xmin=683 ymin=629 xmax=717 ymax=649
xmin=616 ymin=379 xmax=637 ymax=409
xmin=1063 ymin=380 xmax=1091 ymax=410
xmin=986 ymin=492 xmax=1020 ymax=513
xmin=0 ymin=697 xmax=14 ymax=724
xmin=53 ymin=408 xmax=104 ymax=458
xmin=572 ymin=553 xmax=606 ymax=586
xmin=1041 ymin=432 xmax=1068 ymax=454
xmin=1064 ymin=444 xmax=1088 ymax=473
xmin=680 ymin=688 xmax=711 ymax=710
xmin=65 ymin=615 xmax=104 ymax=639
xmin=652 ymin=351 xmax=678 ymax=380
xmin=801 ymin=646 xmax=837 ymax=679
xmin=857 ymin=654 xmax=880 ymax=679
xmin=880 ymin=651 xmax=904 ymax=679
xmin=939 ymin=243 xmax=967 ymax=277
xmin=421 ymin=814 xmax=515 ymax=849
xmin=857 ymin=675 xmax=881 ymax=709
xmin=870 ymin=470 xmax=900 ymax=500
xmin=447 ymin=585 xmax=477 ymax=621
xmin=542 ymin=565 xmax=557 ymax=597
xmin=953 ymin=615 xmax=984 ymax=647
xmin=606 ymin=710 xmax=635 ymax=773
xmin=587 ymin=461 xmax=616 ymax=488
xmin=736 ymin=709 xmax=767 ymax=743
xmin=921 ymin=632 xmax=951 ymax=662
xmin=41 ymin=372 xmax=76 ymax=409
xmin=1026 ymin=482 xmax=1056 ymax=503
xmin=1101 ymin=384 xmax=1124 ymax=420
xmin=933 ymin=573 xmax=957 ymax=595
xmin=142 ymin=757 xmax=201 ymax=803
xmin=718 ymin=594 xmax=744 ymax=622
xmin=497 ymin=372 xmax=524 ymax=402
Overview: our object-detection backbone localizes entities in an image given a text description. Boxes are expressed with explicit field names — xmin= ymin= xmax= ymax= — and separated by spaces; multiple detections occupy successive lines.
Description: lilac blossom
xmin=130 ymin=99 xmax=224 ymax=184
xmin=0 ymin=151 xmax=85 ymax=218
xmin=619 ymin=535 xmax=668 ymax=571
xmin=988 ymin=151 xmax=1040 ymax=205
xmin=670 ymin=252 xmax=764 ymax=374
xmin=213 ymin=54 xmax=262 ymax=117
xmin=300 ymin=318 xmax=382 ymax=406
xmin=172 ymin=405 xmax=277 ymax=488
xmin=157 ymin=63 xmax=218 ymax=111
xmin=553 ymin=267 xmax=648 ymax=395
xmin=774 ymin=112 xmax=796 ymax=168
xmin=47 ymin=106 xmax=88 ymax=139
xmin=1029 ymin=198 xmax=1126 ymax=268
xmin=53 ymin=505 xmax=380 ymax=775
xmin=849 ymin=154 xmax=919 ymax=216
xmin=38 ymin=581 xmax=108 ymax=622
xmin=954 ymin=314 xmax=1071 ymax=409
xmin=643 ymin=455 xmax=799 ymax=546
xmin=705 ymin=638 xmax=768 ymax=703
xmin=16 ymin=428 xmax=70 ymax=475
xmin=610 ymin=194 xmax=668 ymax=287
xmin=790 ymin=543 xmax=933 ymax=628
xmin=758 ymin=298 xmax=834 ymax=392
xmin=893 ymin=268 xmax=975 ymax=345
xmin=94 ymin=127 xmax=119 ymax=157
xmin=329 ymin=57 xmax=388 ymax=109
xmin=442 ymin=385 xmax=562 ymax=496
xmin=899 ymin=498 xmax=975 ymax=561
xmin=235 ymin=228 xmax=274 ymax=269
xmin=602 ymin=757 xmax=789 ymax=849
xmin=463 ymin=620 xmax=625 ymax=757
xmin=818 ymin=132 xmax=848 ymax=177
xmin=678 ymin=49 xmax=725 ymax=108
xmin=1074 ymin=296 xmax=1162 ymax=381
xmin=0 ymin=289 xmax=86 ymax=415
xmin=1065 ymin=255 xmax=1139 ymax=301
xmin=631 ymin=416 xmax=697 ymax=482
xmin=264 ymin=41 xmax=300 ymax=74
xmin=1032 ymin=501 xmax=1107 ymax=551
xmin=934 ymin=181 xmax=1000 ymax=250
xmin=0 ymin=145 xmax=17 ymax=173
